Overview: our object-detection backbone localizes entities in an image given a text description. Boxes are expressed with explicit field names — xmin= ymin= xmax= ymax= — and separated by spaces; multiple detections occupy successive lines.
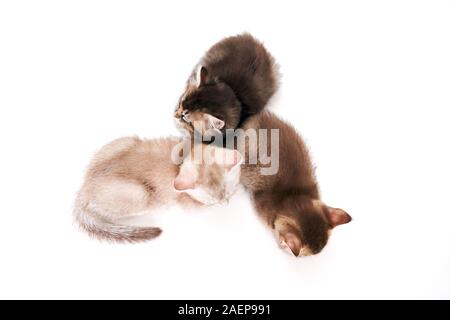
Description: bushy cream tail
xmin=73 ymin=202 xmax=161 ymax=243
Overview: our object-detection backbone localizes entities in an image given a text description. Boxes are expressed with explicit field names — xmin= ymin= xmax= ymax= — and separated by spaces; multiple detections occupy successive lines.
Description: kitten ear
xmin=326 ymin=207 xmax=352 ymax=227
xmin=173 ymin=167 xmax=196 ymax=191
xmin=196 ymin=65 xmax=209 ymax=87
xmin=204 ymin=113 xmax=225 ymax=131
xmin=279 ymin=231 xmax=301 ymax=257
xmin=275 ymin=219 xmax=302 ymax=257
xmin=214 ymin=148 xmax=242 ymax=170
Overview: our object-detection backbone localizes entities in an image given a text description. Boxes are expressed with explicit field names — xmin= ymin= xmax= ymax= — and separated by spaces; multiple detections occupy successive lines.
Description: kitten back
xmin=201 ymin=33 xmax=280 ymax=116
xmin=238 ymin=111 xmax=351 ymax=256
xmin=176 ymin=33 xmax=280 ymax=135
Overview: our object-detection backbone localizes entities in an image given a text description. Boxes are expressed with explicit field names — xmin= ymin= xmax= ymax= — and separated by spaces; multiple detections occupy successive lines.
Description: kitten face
xmin=174 ymin=66 xmax=241 ymax=136
xmin=173 ymin=144 xmax=242 ymax=205
xmin=274 ymin=198 xmax=352 ymax=257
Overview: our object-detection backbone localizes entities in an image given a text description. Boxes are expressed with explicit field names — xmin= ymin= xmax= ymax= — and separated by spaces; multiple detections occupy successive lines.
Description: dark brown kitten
xmin=239 ymin=111 xmax=352 ymax=256
xmin=175 ymin=33 xmax=279 ymax=137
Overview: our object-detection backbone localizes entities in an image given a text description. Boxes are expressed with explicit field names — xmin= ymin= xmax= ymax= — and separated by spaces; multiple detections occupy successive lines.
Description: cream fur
xmin=74 ymin=136 xmax=241 ymax=242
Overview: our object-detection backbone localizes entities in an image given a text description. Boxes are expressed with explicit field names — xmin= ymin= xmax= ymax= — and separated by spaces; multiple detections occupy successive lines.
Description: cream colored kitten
xmin=73 ymin=136 xmax=242 ymax=242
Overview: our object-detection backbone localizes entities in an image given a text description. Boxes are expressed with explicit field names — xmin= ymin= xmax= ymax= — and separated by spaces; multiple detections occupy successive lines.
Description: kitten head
xmin=173 ymin=144 xmax=242 ymax=205
xmin=174 ymin=66 xmax=241 ymax=136
xmin=274 ymin=197 xmax=352 ymax=257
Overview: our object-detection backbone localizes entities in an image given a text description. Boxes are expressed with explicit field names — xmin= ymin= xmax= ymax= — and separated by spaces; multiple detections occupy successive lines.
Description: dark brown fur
xmin=175 ymin=33 xmax=279 ymax=136
xmin=239 ymin=112 xmax=351 ymax=256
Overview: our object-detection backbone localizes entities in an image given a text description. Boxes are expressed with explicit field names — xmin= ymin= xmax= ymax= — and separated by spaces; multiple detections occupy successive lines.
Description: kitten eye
xmin=181 ymin=111 xmax=190 ymax=123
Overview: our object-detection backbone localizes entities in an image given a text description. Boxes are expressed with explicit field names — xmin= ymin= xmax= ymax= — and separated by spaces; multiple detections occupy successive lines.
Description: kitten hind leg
xmin=74 ymin=177 xmax=163 ymax=242
xmin=85 ymin=177 xmax=152 ymax=221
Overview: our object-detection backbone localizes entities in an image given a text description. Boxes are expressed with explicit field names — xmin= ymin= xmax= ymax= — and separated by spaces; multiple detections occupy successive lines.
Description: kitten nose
xmin=174 ymin=108 xmax=183 ymax=118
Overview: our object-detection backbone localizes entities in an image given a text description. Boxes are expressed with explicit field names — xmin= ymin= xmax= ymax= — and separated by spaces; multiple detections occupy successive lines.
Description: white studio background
xmin=0 ymin=1 xmax=449 ymax=299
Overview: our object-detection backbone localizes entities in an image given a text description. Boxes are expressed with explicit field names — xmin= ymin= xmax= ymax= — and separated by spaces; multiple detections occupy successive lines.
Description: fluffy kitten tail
xmin=73 ymin=205 xmax=162 ymax=243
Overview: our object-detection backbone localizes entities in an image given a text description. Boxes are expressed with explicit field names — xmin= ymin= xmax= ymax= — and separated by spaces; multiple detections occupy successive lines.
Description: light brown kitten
xmin=239 ymin=111 xmax=352 ymax=256
xmin=73 ymin=136 xmax=242 ymax=242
